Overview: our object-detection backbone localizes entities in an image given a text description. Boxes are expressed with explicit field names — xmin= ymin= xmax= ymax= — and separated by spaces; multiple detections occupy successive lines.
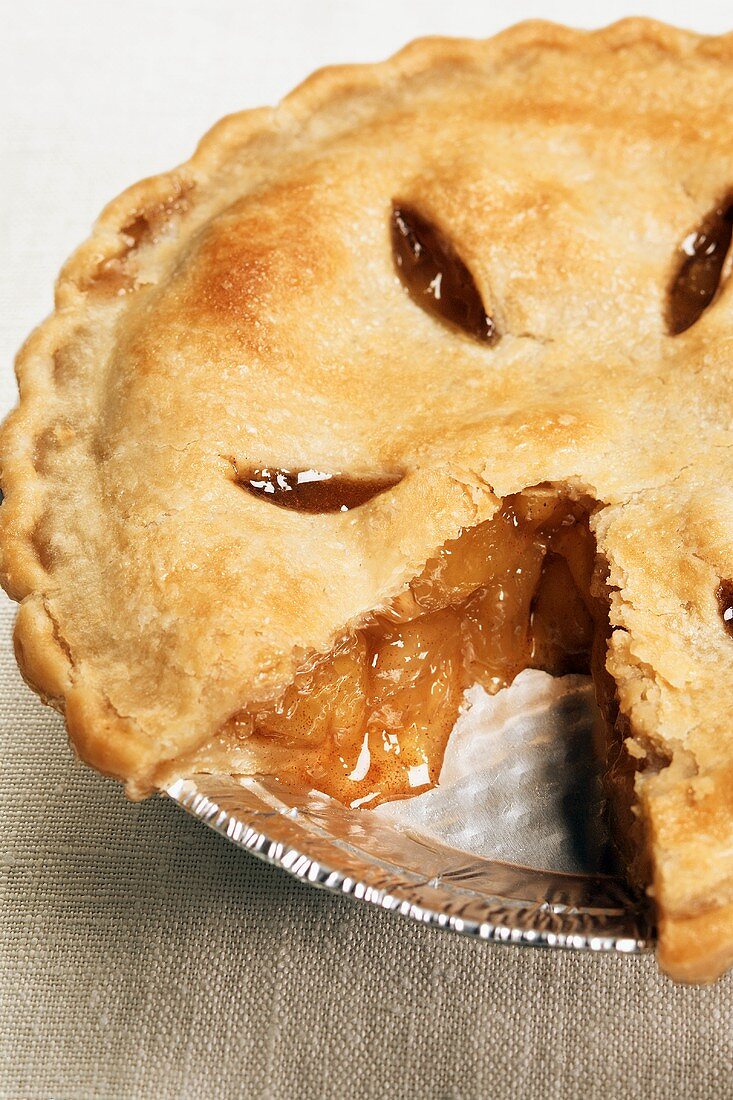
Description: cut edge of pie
xmin=178 ymin=485 xmax=608 ymax=807
xmin=3 ymin=18 xmax=733 ymax=984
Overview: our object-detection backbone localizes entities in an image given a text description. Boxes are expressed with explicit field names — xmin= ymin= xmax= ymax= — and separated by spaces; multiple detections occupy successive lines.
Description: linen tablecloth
xmin=2 ymin=3 xmax=733 ymax=1096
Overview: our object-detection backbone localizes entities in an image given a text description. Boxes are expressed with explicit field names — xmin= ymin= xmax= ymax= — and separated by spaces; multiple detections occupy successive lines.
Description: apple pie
xmin=3 ymin=18 xmax=733 ymax=983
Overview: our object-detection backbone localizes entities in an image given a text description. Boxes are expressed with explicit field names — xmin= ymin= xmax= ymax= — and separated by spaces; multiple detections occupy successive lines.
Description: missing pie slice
xmin=3 ymin=18 xmax=733 ymax=983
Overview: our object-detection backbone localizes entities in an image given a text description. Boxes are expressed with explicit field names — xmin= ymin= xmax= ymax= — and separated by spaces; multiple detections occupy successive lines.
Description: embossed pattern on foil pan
xmin=166 ymin=671 xmax=654 ymax=954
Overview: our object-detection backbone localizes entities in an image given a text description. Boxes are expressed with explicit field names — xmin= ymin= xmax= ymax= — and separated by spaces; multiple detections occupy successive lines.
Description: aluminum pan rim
xmin=166 ymin=774 xmax=654 ymax=956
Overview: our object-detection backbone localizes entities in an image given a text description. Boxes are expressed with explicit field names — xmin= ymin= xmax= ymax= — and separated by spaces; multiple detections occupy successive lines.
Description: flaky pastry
xmin=4 ymin=19 xmax=733 ymax=982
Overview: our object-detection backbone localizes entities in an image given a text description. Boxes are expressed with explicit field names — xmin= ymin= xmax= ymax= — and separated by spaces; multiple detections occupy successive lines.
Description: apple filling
xmin=216 ymin=487 xmax=610 ymax=808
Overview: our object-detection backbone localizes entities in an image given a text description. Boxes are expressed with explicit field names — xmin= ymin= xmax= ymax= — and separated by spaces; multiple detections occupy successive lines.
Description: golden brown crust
xmin=5 ymin=18 xmax=733 ymax=979
xmin=658 ymin=900 xmax=733 ymax=984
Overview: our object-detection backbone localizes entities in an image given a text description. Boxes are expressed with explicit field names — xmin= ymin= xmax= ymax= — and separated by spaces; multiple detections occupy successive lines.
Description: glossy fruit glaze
xmin=217 ymin=488 xmax=607 ymax=807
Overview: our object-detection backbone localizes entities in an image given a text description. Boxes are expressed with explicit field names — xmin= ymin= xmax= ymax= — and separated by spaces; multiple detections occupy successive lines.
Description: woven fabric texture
xmin=2 ymin=594 xmax=732 ymax=1098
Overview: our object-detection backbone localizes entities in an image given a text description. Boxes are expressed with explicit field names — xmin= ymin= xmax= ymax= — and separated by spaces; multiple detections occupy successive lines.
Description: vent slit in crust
xmin=236 ymin=467 xmax=404 ymax=513
xmin=667 ymin=198 xmax=733 ymax=335
xmin=391 ymin=204 xmax=496 ymax=343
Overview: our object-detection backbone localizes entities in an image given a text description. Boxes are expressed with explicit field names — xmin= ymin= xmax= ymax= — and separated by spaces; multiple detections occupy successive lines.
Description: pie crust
xmin=3 ymin=18 xmax=733 ymax=982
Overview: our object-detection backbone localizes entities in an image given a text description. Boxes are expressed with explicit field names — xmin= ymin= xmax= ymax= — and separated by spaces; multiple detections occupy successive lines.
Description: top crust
xmin=4 ymin=19 xmax=733 ymax=980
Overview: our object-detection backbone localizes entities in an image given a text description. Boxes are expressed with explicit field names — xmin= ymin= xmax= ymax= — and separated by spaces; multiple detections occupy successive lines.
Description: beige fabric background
xmin=2 ymin=2 xmax=733 ymax=1097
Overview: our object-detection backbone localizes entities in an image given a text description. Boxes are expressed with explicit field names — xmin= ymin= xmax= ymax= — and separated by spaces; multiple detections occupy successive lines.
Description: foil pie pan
xmin=166 ymin=670 xmax=653 ymax=954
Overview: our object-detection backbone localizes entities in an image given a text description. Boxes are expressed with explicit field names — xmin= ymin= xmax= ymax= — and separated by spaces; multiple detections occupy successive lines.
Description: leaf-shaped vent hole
xmin=238 ymin=468 xmax=403 ymax=513
xmin=717 ymin=580 xmax=733 ymax=636
xmin=668 ymin=200 xmax=733 ymax=335
xmin=391 ymin=205 xmax=497 ymax=343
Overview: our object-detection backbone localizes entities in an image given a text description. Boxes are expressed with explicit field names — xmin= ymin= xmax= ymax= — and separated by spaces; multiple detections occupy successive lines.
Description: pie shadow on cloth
xmin=1 ymin=596 xmax=731 ymax=1100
